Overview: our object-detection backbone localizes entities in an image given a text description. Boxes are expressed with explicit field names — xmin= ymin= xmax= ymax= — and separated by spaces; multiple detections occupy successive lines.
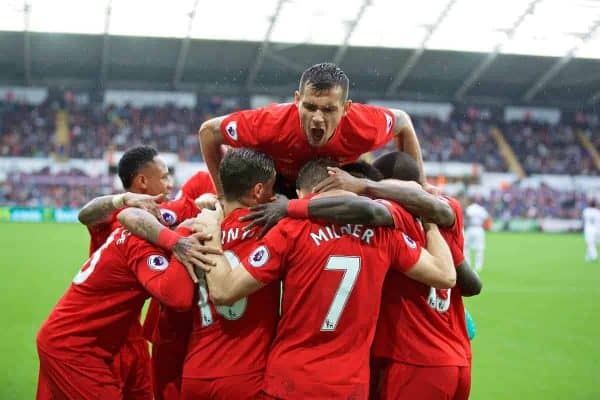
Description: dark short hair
xmin=373 ymin=151 xmax=421 ymax=183
xmin=219 ymin=148 xmax=276 ymax=202
xmin=296 ymin=158 xmax=339 ymax=192
xmin=341 ymin=161 xmax=383 ymax=181
xmin=118 ymin=146 xmax=159 ymax=189
xmin=299 ymin=63 xmax=350 ymax=102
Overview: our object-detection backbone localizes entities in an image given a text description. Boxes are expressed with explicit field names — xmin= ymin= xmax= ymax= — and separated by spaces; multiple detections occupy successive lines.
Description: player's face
xmin=139 ymin=156 xmax=173 ymax=196
xmin=256 ymin=175 xmax=276 ymax=204
xmin=295 ymin=85 xmax=351 ymax=148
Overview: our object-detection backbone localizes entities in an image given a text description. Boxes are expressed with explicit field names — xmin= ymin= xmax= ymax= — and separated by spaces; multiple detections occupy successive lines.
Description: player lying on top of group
xmin=199 ymin=62 xmax=426 ymax=198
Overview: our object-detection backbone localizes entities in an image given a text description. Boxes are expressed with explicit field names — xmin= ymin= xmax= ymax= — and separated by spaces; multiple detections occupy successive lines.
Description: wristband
xmin=157 ymin=228 xmax=182 ymax=250
xmin=112 ymin=193 xmax=126 ymax=209
xmin=287 ymin=199 xmax=309 ymax=219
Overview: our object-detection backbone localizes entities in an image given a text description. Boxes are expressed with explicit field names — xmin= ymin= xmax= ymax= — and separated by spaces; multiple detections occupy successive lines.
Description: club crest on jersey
xmin=248 ymin=245 xmax=269 ymax=268
xmin=402 ymin=233 xmax=417 ymax=249
xmin=147 ymin=255 xmax=169 ymax=271
xmin=385 ymin=113 xmax=393 ymax=133
xmin=160 ymin=209 xmax=177 ymax=226
xmin=225 ymin=121 xmax=238 ymax=141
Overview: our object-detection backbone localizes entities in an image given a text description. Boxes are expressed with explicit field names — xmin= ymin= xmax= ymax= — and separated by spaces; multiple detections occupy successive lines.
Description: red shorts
xmin=151 ymin=340 xmax=189 ymax=400
xmin=180 ymin=372 xmax=263 ymax=400
xmin=379 ymin=361 xmax=471 ymax=400
xmin=111 ymin=338 xmax=152 ymax=400
xmin=37 ymin=349 xmax=121 ymax=400
xmin=147 ymin=306 xmax=192 ymax=400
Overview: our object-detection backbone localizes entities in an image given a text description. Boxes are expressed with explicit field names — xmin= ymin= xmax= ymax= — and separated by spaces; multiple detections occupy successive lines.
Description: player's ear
xmin=253 ymin=182 xmax=265 ymax=200
xmin=294 ymin=90 xmax=301 ymax=106
xmin=134 ymin=174 xmax=146 ymax=190
xmin=343 ymin=100 xmax=352 ymax=116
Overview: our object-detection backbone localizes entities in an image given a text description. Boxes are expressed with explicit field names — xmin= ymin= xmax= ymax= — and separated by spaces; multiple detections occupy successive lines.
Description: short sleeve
xmin=126 ymin=235 xmax=194 ymax=309
xmin=388 ymin=230 xmax=422 ymax=273
xmin=179 ymin=171 xmax=216 ymax=200
xmin=345 ymin=104 xmax=396 ymax=148
xmin=376 ymin=199 xmax=411 ymax=231
xmin=240 ymin=224 xmax=290 ymax=285
xmin=440 ymin=197 xmax=465 ymax=266
xmin=126 ymin=236 xmax=172 ymax=286
xmin=220 ymin=108 xmax=263 ymax=148
xmin=159 ymin=196 xmax=199 ymax=227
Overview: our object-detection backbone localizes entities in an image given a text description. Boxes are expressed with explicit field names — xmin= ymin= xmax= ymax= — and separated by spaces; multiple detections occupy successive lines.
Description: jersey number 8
xmin=197 ymin=250 xmax=248 ymax=327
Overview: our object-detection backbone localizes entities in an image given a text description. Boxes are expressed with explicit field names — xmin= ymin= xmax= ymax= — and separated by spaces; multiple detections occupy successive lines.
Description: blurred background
xmin=0 ymin=1 xmax=599 ymax=399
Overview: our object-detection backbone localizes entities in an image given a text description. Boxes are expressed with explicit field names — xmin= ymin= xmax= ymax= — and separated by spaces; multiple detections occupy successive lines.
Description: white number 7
xmin=321 ymin=256 xmax=361 ymax=331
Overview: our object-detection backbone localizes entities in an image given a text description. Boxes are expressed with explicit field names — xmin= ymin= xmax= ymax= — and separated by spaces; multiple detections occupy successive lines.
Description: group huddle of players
xmin=35 ymin=63 xmax=482 ymax=400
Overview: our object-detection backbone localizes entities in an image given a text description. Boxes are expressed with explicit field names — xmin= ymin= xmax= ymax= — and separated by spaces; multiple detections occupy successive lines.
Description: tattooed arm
xmin=78 ymin=192 xmax=166 ymax=227
xmin=78 ymin=194 xmax=124 ymax=227
xmin=118 ymin=208 xmax=221 ymax=283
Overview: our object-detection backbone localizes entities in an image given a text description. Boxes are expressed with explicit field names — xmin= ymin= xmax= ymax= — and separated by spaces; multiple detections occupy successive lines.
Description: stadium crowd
xmin=482 ymin=183 xmax=590 ymax=220
xmin=3 ymin=97 xmax=597 ymax=176
xmin=502 ymin=121 xmax=597 ymax=175
xmin=2 ymin=96 xmax=598 ymax=218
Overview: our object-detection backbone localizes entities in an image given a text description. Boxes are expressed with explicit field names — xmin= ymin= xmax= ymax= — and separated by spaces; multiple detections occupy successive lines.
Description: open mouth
xmin=310 ymin=128 xmax=325 ymax=142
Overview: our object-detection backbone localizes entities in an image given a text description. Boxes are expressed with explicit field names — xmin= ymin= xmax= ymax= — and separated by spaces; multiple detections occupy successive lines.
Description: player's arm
xmin=118 ymin=208 xmax=222 ymax=283
xmin=131 ymin=228 xmax=205 ymax=311
xmin=78 ymin=192 xmax=165 ymax=227
xmin=192 ymin=206 xmax=268 ymax=305
xmin=313 ymin=167 xmax=454 ymax=226
xmin=456 ymin=260 xmax=482 ymax=297
xmin=198 ymin=116 xmax=227 ymax=196
xmin=240 ymin=192 xmax=394 ymax=237
xmin=388 ymin=108 xmax=425 ymax=183
xmin=364 ymin=179 xmax=455 ymax=227
xmin=204 ymin=252 xmax=266 ymax=306
xmin=403 ymin=224 xmax=456 ymax=289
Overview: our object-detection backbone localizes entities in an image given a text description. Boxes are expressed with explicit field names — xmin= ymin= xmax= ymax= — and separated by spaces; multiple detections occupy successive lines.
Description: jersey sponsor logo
xmin=385 ymin=113 xmax=393 ymax=133
xmin=402 ymin=233 xmax=417 ymax=249
xmin=160 ymin=209 xmax=178 ymax=226
xmin=248 ymin=245 xmax=269 ymax=268
xmin=225 ymin=121 xmax=238 ymax=141
xmin=147 ymin=255 xmax=169 ymax=271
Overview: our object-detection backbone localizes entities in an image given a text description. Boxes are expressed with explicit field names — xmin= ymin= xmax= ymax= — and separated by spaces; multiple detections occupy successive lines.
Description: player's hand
xmin=193 ymin=201 xmax=224 ymax=238
xmin=239 ymin=194 xmax=289 ymax=238
xmin=195 ymin=193 xmax=218 ymax=210
xmin=172 ymin=232 xmax=222 ymax=283
xmin=123 ymin=192 xmax=168 ymax=223
xmin=313 ymin=167 xmax=368 ymax=194
xmin=423 ymin=183 xmax=441 ymax=196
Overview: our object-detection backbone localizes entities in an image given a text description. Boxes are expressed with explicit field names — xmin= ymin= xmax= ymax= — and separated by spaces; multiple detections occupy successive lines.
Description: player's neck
xmin=223 ymin=199 xmax=253 ymax=217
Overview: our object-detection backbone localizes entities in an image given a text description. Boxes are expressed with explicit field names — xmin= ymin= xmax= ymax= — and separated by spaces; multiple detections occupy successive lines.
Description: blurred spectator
xmin=482 ymin=183 xmax=590 ymax=220
xmin=0 ymin=98 xmax=240 ymax=161
xmin=502 ymin=121 xmax=597 ymax=175
xmin=373 ymin=116 xmax=508 ymax=172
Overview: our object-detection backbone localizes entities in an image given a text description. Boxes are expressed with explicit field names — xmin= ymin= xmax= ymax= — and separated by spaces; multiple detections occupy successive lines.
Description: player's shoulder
xmin=442 ymin=195 xmax=463 ymax=213
xmin=346 ymin=103 xmax=393 ymax=125
xmin=159 ymin=197 xmax=195 ymax=227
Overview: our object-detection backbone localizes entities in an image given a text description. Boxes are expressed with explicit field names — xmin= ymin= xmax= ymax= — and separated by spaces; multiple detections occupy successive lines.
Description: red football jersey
xmin=372 ymin=197 xmax=470 ymax=367
xmin=220 ymin=103 xmax=395 ymax=182
xmin=439 ymin=196 xmax=471 ymax=360
xmin=37 ymin=227 xmax=195 ymax=363
xmin=183 ymin=208 xmax=280 ymax=380
xmin=158 ymin=195 xmax=200 ymax=228
xmin=176 ymin=171 xmax=216 ymax=201
xmin=240 ymin=217 xmax=421 ymax=399
xmin=87 ymin=211 xmax=121 ymax=254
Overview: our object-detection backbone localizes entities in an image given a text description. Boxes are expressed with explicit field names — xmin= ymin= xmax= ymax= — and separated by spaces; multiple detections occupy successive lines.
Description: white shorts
xmin=465 ymin=227 xmax=485 ymax=250
xmin=585 ymin=229 xmax=600 ymax=245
